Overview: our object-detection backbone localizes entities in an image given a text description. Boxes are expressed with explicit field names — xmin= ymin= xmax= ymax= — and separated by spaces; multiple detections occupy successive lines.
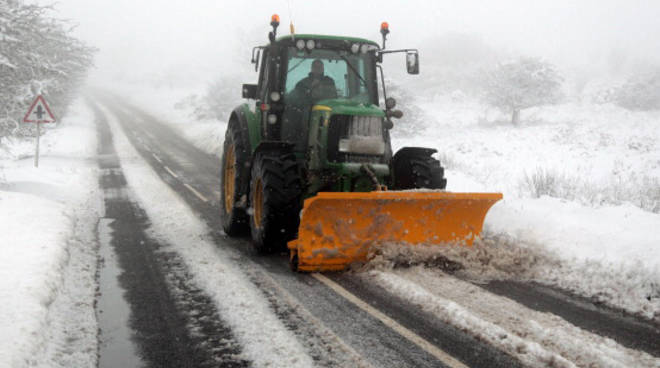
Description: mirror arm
xmin=377 ymin=48 xmax=418 ymax=56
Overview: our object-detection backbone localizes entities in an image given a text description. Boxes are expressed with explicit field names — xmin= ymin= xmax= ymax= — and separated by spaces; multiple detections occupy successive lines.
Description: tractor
xmin=221 ymin=15 xmax=501 ymax=271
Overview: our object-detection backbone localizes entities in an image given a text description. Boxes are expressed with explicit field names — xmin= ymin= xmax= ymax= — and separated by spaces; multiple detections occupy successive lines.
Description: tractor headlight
xmin=296 ymin=39 xmax=305 ymax=50
xmin=270 ymin=91 xmax=281 ymax=102
xmin=267 ymin=114 xmax=278 ymax=124
xmin=306 ymin=39 xmax=315 ymax=50
xmin=360 ymin=44 xmax=369 ymax=54
xmin=351 ymin=43 xmax=360 ymax=54
xmin=338 ymin=138 xmax=350 ymax=152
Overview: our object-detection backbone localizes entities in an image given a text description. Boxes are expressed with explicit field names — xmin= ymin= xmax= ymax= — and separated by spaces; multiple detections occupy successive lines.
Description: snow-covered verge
xmin=0 ymin=98 xmax=101 ymax=368
xmin=99 ymin=104 xmax=315 ymax=367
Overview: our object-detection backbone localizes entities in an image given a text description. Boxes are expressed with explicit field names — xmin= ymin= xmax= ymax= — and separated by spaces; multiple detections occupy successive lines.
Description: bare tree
xmin=0 ymin=0 xmax=95 ymax=142
xmin=482 ymin=57 xmax=563 ymax=125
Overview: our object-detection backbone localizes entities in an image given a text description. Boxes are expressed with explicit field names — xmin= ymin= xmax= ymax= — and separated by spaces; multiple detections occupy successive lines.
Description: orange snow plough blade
xmin=288 ymin=191 xmax=503 ymax=272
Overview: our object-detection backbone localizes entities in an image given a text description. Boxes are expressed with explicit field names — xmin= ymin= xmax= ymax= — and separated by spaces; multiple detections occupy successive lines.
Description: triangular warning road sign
xmin=23 ymin=95 xmax=56 ymax=123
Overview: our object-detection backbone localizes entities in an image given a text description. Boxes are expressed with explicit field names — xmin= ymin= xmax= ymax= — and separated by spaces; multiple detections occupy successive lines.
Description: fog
xmin=50 ymin=0 xmax=660 ymax=87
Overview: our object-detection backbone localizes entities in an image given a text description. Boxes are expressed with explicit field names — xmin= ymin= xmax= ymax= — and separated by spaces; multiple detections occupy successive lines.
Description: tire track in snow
xmin=366 ymin=267 xmax=660 ymax=367
xmin=95 ymin=101 xmax=318 ymax=367
xmin=92 ymin=102 xmax=249 ymax=367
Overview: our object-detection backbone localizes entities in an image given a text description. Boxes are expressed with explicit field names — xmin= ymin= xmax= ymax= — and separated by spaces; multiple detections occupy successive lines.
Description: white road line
xmin=152 ymin=153 xmax=163 ymax=163
xmin=312 ymin=273 xmax=468 ymax=368
xmin=183 ymin=183 xmax=209 ymax=203
xmin=164 ymin=166 xmax=178 ymax=178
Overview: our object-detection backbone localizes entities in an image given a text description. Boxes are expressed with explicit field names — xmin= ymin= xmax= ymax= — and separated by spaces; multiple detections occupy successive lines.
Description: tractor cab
xmin=281 ymin=36 xmax=380 ymax=107
xmin=245 ymin=34 xmax=384 ymax=154
xmin=241 ymin=17 xmax=421 ymax=193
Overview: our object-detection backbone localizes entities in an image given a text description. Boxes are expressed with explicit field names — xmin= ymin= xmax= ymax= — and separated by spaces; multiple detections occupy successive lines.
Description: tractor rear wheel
xmin=249 ymin=150 xmax=302 ymax=253
xmin=221 ymin=123 xmax=250 ymax=235
xmin=393 ymin=148 xmax=447 ymax=190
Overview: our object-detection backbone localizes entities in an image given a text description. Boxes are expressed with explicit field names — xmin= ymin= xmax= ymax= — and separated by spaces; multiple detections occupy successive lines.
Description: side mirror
xmin=242 ymin=84 xmax=258 ymax=99
xmin=251 ymin=47 xmax=262 ymax=72
xmin=406 ymin=51 xmax=419 ymax=75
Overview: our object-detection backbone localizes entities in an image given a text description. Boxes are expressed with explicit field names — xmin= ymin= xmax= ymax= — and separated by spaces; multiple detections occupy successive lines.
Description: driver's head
xmin=311 ymin=59 xmax=324 ymax=78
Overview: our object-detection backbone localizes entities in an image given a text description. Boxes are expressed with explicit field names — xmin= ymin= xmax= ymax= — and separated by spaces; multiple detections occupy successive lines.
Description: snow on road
xmin=364 ymin=267 xmax=659 ymax=368
xmin=98 ymin=103 xmax=315 ymax=368
xmin=0 ymin=99 xmax=101 ymax=368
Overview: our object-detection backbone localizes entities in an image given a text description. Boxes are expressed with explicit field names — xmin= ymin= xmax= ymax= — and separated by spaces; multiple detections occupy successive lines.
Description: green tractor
xmin=221 ymin=16 xmax=500 ymax=271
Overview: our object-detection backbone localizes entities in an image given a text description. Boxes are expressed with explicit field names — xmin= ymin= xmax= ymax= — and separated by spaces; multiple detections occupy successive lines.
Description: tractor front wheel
xmin=392 ymin=148 xmax=447 ymax=190
xmin=249 ymin=150 xmax=302 ymax=253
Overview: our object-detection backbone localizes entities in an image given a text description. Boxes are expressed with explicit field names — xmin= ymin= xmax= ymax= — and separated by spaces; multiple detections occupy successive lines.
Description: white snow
xmin=365 ymin=268 xmax=659 ymax=367
xmin=98 ymin=104 xmax=315 ymax=367
xmin=0 ymin=98 xmax=101 ymax=368
xmin=392 ymin=93 xmax=660 ymax=320
xmin=106 ymin=78 xmax=660 ymax=320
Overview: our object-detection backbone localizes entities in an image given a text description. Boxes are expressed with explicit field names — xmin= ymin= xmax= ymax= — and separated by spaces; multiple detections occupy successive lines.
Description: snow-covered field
xmin=0 ymin=99 xmax=101 ymax=368
xmin=107 ymin=80 xmax=660 ymax=322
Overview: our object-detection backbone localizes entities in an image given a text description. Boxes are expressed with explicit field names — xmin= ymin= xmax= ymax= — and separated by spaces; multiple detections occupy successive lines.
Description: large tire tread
xmin=220 ymin=122 xmax=250 ymax=235
xmin=250 ymin=150 xmax=302 ymax=253
xmin=393 ymin=151 xmax=447 ymax=190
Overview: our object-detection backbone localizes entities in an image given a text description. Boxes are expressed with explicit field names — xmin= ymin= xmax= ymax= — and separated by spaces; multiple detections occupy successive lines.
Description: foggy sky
xmin=48 ymin=0 xmax=660 ymax=85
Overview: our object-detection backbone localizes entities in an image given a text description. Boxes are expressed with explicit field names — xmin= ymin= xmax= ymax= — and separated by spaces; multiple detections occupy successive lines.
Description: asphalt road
xmin=90 ymin=92 xmax=660 ymax=367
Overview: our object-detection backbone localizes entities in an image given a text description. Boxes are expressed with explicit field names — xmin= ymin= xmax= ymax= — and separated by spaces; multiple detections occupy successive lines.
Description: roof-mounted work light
xmin=380 ymin=22 xmax=390 ymax=49
xmin=269 ymin=14 xmax=280 ymax=43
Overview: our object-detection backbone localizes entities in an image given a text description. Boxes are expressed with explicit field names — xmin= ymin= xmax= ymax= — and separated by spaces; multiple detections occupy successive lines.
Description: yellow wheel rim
xmin=223 ymin=144 xmax=236 ymax=214
xmin=253 ymin=178 xmax=264 ymax=229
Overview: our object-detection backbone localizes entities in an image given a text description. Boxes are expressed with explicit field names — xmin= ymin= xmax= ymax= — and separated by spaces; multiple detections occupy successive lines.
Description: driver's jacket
xmin=292 ymin=73 xmax=338 ymax=104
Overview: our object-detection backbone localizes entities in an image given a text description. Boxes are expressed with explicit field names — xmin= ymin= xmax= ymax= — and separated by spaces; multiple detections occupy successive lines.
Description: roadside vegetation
xmin=0 ymin=0 xmax=94 ymax=146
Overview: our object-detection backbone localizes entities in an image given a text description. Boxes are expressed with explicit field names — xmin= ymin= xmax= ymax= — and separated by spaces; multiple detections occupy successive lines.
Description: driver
xmin=294 ymin=59 xmax=337 ymax=103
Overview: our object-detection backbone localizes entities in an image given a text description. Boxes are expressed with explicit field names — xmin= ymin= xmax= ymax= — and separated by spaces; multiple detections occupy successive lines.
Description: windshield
xmin=284 ymin=47 xmax=376 ymax=105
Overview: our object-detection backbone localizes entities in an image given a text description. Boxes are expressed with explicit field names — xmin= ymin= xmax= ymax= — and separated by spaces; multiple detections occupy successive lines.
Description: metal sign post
xmin=23 ymin=95 xmax=56 ymax=167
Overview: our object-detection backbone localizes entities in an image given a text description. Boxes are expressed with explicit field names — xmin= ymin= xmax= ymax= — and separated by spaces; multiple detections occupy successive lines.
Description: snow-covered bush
xmin=520 ymin=167 xmax=660 ymax=213
xmin=0 ymin=1 xmax=95 ymax=143
xmin=482 ymin=57 xmax=563 ymax=125
xmin=521 ymin=168 xmax=579 ymax=200
xmin=614 ymin=69 xmax=660 ymax=111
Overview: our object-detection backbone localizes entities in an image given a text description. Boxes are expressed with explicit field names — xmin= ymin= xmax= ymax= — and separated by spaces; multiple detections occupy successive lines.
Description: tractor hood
xmin=313 ymin=98 xmax=385 ymax=117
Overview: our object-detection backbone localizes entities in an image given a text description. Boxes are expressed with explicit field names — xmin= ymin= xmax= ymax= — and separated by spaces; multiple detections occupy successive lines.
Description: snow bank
xmin=100 ymin=104 xmax=314 ymax=367
xmin=0 ymin=98 xmax=101 ymax=368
